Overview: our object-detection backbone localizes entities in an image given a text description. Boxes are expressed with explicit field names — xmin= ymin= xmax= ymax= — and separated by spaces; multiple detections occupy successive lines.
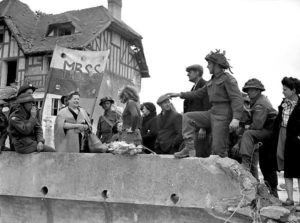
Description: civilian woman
xmin=273 ymin=77 xmax=300 ymax=206
xmin=118 ymin=86 xmax=142 ymax=145
xmin=54 ymin=91 xmax=92 ymax=152
xmin=140 ymin=102 xmax=157 ymax=151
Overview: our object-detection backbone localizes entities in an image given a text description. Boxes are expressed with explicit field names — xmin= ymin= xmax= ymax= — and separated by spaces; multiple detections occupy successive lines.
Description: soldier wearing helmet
xmin=96 ymin=96 xmax=121 ymax=143
xmin=168 ymin=49 xmax=243 ymax=158
xmin=239 ymin=78 xmax=278 ymax=196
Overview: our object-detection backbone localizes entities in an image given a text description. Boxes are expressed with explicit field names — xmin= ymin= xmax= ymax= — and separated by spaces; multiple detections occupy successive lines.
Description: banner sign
xmin=47 ymin=45 xmax=109 ymax=98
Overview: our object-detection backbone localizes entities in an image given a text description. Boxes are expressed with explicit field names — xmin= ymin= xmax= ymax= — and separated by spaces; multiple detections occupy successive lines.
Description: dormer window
xmin=46 ymin=22 xmax=75 ymax=37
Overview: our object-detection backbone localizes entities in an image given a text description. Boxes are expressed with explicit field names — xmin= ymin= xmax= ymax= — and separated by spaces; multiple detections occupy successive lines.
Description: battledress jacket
xmin=249 ymin=94 xmax=277 ymax=130
xmin=96 ymin=110 xmax=121 ymax=143
xmin=8 ymin=105 xmax=44 ymax=153
xmin=54 ymin=107 xmax=91 ymax=152
xmin=181 ymin=72 xmax=243 ymax=120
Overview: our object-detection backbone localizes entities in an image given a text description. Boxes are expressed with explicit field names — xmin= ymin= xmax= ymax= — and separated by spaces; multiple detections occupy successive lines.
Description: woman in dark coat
xmin=273 ymin=77 xmax=300 ymax=206
xmin=140 ymin=102 xmax=157 ymax=152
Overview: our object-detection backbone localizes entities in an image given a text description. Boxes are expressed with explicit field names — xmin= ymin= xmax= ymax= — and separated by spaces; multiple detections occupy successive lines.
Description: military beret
xmin=16 ymin=92 xmax=35 ymax=104
xmin=17 ymin=84 xmax=37 ymax=96
xmin=186 ymin=64 xmax=203 ymax=73
xmin=157 ymin=94 xmax=170 ymax=105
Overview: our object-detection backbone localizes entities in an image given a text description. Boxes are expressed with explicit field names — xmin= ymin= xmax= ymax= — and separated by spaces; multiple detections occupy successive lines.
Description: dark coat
xmin=155 ymin=109 xmax=182 ymax=154
xmin=183 ymin=78 xmax=211 ymax=113
xmin=0 ymin=111 xmax=8 ymax=149
xmin=141 ymin=114 xmax=157 ymax=151
xmin=8 ymin=105 xmax=44 ymax=154
xmin=272 ymin=97 xmax=300 ymax=177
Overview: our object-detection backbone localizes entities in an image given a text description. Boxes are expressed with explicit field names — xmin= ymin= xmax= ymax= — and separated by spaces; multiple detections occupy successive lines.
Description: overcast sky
xmin=22 ymin=0 xmax=300 ymax=112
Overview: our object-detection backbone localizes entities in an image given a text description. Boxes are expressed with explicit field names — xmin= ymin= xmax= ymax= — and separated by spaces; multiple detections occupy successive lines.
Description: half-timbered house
xmin=0 ymin=0 xmax=149 ymax=145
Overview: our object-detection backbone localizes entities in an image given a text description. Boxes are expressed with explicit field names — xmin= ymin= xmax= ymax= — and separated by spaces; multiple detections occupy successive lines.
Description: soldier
xmin=240 ymin=79 xmax=277 ymax=188
xmin=168 ymin=50 xmax=243 ymax=158
xmin=96 ymin=96 xmax=121 ymax=143
xmin=229 ymin=93 xmax=251 ymax=162
xmin=7 ymin=84 xmax=39 ymax=151
xmin=8 ymin=93 xmax=55 ymax=154
xmin=17 ymin=84 xmax=37 ymax=96
xmin=183 ymin=64 xmax=211 ymax=158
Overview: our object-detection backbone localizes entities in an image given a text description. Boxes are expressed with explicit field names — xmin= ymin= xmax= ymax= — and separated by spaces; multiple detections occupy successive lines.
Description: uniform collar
xmin=212 ymin=71 xmax=225 ymax=79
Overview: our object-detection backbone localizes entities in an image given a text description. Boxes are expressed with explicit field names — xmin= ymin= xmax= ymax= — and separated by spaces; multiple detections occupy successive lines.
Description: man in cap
xmin=154 ymin=94 xmax=182 ymax=154
xmin=184 ymin=64 xmax=211 ymax=158
xmin=8 ymin=93 xmax=55 ymax=154
xmin=96 ymin=96 xmax=121 ymax=143
xmin=168 ymin=49 xmax=243 ymax=158
xmin=239 ymin=78 xmax=278 ymax=196
xmin=0 ymin=99 xmax=9 ymax=153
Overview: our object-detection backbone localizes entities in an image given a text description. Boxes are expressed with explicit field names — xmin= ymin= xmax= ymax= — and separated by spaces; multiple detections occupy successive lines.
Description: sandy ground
xmin=276 ymin=171 xmax=300 ymax=204
xmin=258 ymin=170 xmax=300 ymax=204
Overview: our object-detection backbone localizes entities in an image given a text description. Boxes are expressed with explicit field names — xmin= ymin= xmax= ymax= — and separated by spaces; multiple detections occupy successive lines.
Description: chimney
xmin=108 ymin=0 xmax=122 ymax=20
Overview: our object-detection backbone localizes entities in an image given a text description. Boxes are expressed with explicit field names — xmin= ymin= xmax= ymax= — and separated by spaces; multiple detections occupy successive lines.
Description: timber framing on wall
xmin=0 ymin=0 xmax=149 ymax=90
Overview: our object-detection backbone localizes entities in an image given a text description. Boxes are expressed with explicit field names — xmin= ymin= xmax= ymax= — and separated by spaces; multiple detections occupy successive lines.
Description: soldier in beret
xmin=17 ymin=84 xmax=37 ymax=96
xmin=7 ymin=84 xmax=39 ymax=151
xmin=8 ymin=93 xmax=55 ymax=154
xmin=184 ymin=64 xmax=211 ymax=158
xmin=96 ymin=96 xmax=121 ymax=143
xmin=168 ymin=50 xmax=243 ymax=158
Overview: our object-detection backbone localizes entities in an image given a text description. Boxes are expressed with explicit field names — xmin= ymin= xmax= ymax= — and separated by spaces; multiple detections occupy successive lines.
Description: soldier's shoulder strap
xmin=101 ymin=115 xmax=114 ymax=128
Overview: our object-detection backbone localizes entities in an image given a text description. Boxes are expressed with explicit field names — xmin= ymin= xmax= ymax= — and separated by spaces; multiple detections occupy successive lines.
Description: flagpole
xmin=89 ymin=71 xmax=105 ymax=123
xmin=41 ymin=67 xmax=54 ymax=117
xmin=90 ymin=50 xmax=110 ymax=124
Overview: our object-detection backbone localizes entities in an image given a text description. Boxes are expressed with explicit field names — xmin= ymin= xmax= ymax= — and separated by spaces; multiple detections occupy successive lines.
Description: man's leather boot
xmin=174 ymin=139 xmax=195 ymax=158
xmin=241 ymin=155 xmax=252 ymax=173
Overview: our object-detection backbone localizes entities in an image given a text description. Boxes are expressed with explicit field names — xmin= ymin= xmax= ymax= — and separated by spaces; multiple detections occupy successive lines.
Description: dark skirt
xmin=284 ymin=134 xmax=300 ymax=178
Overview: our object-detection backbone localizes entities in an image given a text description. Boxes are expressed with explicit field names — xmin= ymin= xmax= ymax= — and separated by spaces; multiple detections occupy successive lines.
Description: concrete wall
xmin=0 ymin=153 xmax=256 ymax=222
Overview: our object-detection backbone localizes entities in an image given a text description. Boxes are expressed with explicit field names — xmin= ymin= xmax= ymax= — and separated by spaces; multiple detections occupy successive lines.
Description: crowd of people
xmin=0 ymin=49 xmax=299 ymax=207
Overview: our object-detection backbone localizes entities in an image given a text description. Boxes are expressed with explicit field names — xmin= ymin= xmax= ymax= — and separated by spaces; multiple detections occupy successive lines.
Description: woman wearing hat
xmin=140 ymin=102 xmax=157 ymax=151
xmin=118 ymin=86 xmax=142 ymax=145
xmin=8 ymin=93 xmax=55 ymax=154
xmin=54 ymin=91 xmax=92 ymax=152
xmin=96 ymin=96 xmax=121 ymax=143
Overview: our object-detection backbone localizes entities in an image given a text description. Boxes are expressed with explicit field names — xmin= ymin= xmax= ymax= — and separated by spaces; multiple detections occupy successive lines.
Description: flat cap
xmin=186 ymin=64 xmax=203 ymax=72
xmin=157 ymin=94 xmax=170 ymax=105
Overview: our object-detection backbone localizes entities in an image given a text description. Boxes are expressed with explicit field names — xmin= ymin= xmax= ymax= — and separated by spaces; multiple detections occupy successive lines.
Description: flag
xmin=47 ymin=45 xmax=109 ymax=98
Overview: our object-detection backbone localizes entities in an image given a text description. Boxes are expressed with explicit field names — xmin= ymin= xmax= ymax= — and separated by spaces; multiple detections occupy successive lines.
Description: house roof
xmin=0 ymin=0 xmax=149 ymax=77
